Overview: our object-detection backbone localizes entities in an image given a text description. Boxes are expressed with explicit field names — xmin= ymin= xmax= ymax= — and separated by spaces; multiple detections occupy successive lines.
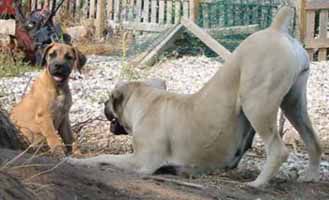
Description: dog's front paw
xmin=298 ymin=168 xmax=320 ymax=182
xmin=50 ymin=145 xmax=66 ymax=158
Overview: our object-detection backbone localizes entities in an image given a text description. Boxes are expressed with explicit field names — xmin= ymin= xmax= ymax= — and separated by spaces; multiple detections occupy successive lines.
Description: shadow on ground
xmin=0 ymin=148 xmax=328 ymax=200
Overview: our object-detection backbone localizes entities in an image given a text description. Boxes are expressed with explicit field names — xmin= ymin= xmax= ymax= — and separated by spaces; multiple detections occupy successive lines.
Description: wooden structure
xmin=26 ymin=0 xmax=198 ymax=32
xmin=300 ymin=0 xmax=329 ymax=61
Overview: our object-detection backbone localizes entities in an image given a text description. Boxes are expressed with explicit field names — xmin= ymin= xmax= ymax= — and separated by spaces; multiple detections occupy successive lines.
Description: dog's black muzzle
xmin=48 ymin=61 xmax=72 ymax=83
xmin=104 ymin=100 xmax=128 ymax=135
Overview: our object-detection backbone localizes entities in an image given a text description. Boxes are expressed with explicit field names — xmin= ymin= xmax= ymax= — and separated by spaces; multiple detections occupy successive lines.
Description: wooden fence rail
xmin=26 ymin=0 xmax=197 ymax=33
xmin=302 ymin=0 xmax=329 ymax=61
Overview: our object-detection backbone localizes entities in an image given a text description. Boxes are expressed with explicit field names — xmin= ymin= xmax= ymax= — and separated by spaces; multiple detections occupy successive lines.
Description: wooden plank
xmin=107 ymin=0 xmax=113 ymax=20
xmin=114 ymin=0 xmax=120 ymax=22
xmin=203 ymin=3 xmax=209 ymax=28
xmin=136 ymin=0 xmax=143 ymax=22
xmin=127 ymin=0 xmax=134 ymax=20
xmin=189 ymin=0 xmax=199 ymax=21
xmin=143 ymin=0 xmax=150 ymax=23
xmin=305 ymin=11 xmax=315 ymax=43
xmin=167 ymin=0 xmax=173 ymax=24
xmin=174 ymin=0 xmax=181 ymax=24
xmin=305 ymin=0 xmax=329 ymax=10
xmin=37 ymin=0 xmax=42 ymax=9
xmin=318 ymin=10 xmax=328 ymax=60
xmin=82 ymin=0 xmax=89 ymax=19
xmin=96 ymin=0 xmax=106 ymax=38
xmin=31 ymin=0 xmax=36 ymax=10
xmin=305 ymin=39 xmax=329 ymax=49
xmin=206 ymin=24 xmax=260 ymax=36
xmin=90 ymin=0 xmax=96 ymax=18
xmin=151 ymin=0 xmax=157 ymax=23
xmin=110 ymin=21 xmax=173 ymax=32
xmin=0 ymin=19 xmax=16 ymax=35
xmin=319 ymin=10 xmax=328 ymax=39
xmin=318 ymin=49 xmax=327 ymax=61
xmin=183 ymin=0 xmax=189 ymax=18
xmin=297 ymin=0 xmax=306 ymax=41
xmin=159 ymin=0 xmax=165 ymax=24
xmin=139 ymin=24 xmax=185 ymax=66
xmin=181 ymin=17 xmax=231 ymax=60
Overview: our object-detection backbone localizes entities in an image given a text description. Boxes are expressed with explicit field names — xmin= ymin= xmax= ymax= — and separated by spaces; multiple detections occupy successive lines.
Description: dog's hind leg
xmin=242 ymin=95 xmax=289 ymax=187
xmin=227 ymin=111 xmax=256 ymax=169
xmin=281 ymin=70 xmax=321 ymax=182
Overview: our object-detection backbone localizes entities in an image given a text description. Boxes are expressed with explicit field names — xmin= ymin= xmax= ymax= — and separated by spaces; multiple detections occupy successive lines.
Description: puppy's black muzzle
xmin=48 ymin=61 xmax=72 ymax=83
xmin=104 ymin=101 xmax=128 ymax=135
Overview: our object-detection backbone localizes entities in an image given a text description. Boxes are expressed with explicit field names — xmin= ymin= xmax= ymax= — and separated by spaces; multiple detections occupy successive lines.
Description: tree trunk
xmin=0 ymin=110 xmax=24 ymax=150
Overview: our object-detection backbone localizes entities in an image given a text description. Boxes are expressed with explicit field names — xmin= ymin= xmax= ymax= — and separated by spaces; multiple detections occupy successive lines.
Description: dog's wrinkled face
xmin=104 ymin=79 xmax=167 ymax=135
xmin=42 ymin=43 xmax=87 ymax=84
xmin=104 ymin=87 xmax=129 ymax=135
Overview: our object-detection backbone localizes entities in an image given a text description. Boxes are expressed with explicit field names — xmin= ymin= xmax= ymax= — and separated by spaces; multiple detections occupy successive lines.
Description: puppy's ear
xmin=73 ymin=48 xmax=87 ymax=73
xmin=111 ymin=89 xmax=124 ymax=113
xmin=41 ymin=43 xmax=55 ymax=67
xmin=145 ymin=79 xmax=167 ymax=90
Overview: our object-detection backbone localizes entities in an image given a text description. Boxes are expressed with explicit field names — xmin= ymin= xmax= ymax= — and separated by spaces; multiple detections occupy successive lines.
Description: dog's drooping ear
xmin=73 ymin=48 xmax=87 ymax=73
xmin=145 ymin=79 xmax=167 ymax=90
xmin=111 ymin=89 xmax=124 ymax=113
xmin=41 ymin=43 xmax=55 ymax=66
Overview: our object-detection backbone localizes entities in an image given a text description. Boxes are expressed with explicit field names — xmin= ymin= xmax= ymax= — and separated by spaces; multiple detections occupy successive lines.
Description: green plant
xmin=0 ymin=53 xmax=38 ymax=77
xmin=120 ymin=32 xmax=140 ymax=80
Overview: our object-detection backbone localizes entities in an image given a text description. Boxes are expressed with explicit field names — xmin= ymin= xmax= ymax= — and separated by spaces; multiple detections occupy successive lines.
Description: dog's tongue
xmin=53 ymin=76 xmax=64 ymax=82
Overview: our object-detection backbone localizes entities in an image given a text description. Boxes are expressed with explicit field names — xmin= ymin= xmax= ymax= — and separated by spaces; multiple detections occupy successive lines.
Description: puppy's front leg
xmin=58 ymin=115 xmax=75 ymax=154
xmin=36 ymin=111 xmax=65 ymax=156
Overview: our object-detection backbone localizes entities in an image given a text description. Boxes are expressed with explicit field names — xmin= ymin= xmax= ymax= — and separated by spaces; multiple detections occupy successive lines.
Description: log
xmin=0 ymin=110 xmax=24 ymax=150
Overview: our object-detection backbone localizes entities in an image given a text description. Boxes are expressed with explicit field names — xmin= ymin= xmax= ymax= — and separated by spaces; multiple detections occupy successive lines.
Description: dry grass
xmin=0 ymin=52 xmax=37 ymax=77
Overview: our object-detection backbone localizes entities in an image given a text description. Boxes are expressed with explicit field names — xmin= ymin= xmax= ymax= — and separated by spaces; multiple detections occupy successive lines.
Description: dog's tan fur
xmin=69 ymin=7 xmax=321 ymax=187
xmin=10 ymin=43 xmax=85 ymax=156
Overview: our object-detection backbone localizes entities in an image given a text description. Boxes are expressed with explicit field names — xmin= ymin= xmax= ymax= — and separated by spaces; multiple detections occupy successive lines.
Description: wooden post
xmin=318 ymin=10 xmax=328 ymax=60
xmin=167 ymin=0 xmax=173 ymax=24
xmin=174 ymin=0 xmax=181 ymax=24
xmin=107 ymin=0 xmax=113 ymax=20
xmin=90 ymin=0 xmax=96 ymax=19
xmin=151 ymin=0 xmax=157 ymax=23
xmin=297 ymin=0 xmax=306 ymax=41
xmin=159 ymin=0 xmax=165 ymax=24
xmin=143 ymin=0 xmax=150 ymax=23
xmin=114 ymin=0 xmax=120 ymax=22
xmin=189 ymin=0 xmax=199 ymax=22
xmin=136 ymin=0 xmax=142 ymax=22
xmin=31 ymin=0 xmax=37 ymax=10
xmin=96 ymin=0 xmax=106 ymax=39
xmin=305 ymin=10 xmax=315 ymax=61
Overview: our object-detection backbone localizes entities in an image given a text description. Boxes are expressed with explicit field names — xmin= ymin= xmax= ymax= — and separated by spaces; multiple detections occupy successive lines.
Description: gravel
xmin=0 ymin=55 xmax=328 ymax=181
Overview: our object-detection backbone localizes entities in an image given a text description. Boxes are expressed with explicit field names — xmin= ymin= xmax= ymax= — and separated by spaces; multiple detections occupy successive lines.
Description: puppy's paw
xmin=50 ymin=145 xmax=66 ymax=158
xmin=298 ymin=168 xmax=320 ymax=182
xmin=246 ymin=180 xmax=267 ymax=188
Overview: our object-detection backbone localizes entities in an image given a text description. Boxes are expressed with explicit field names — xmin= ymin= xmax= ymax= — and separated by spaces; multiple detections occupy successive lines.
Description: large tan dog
xmin=69 ymin=7 xmax=321 ymax=187
xmin=10 ymin=43 xmax=86 ymax=156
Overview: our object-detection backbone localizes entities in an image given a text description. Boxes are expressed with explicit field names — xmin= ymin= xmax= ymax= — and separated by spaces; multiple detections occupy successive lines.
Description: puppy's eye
xmin=49 ymin=51 xmax=57 ymax=58
xmin=65 ymin=54 xmax=74 ymax=60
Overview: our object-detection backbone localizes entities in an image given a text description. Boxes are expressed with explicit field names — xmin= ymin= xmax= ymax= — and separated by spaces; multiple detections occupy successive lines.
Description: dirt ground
xmin=0 ymin=148 xmax=328 ymax=200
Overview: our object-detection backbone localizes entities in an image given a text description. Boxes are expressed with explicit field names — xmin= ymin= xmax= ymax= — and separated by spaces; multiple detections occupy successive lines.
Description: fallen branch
xmin=23 ymin=158 xmax=66 ymax=182
xmin=72 ymin=116 xmax=107 ymax=133
xmin=143 ymin=176 xmax=206 ymax=190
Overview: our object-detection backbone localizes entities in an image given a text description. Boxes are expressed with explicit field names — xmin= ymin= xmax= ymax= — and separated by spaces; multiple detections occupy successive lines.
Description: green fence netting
xmin=196 ymin=0 xmax=282 ymax=52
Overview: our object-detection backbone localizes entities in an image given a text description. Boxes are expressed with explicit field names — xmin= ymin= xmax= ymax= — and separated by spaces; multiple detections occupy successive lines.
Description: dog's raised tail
xmin=270 ymin=6 xmax=294 ymax=32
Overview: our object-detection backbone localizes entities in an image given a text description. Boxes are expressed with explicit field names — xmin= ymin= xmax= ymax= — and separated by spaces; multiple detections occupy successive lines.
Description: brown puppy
xmin=10 ymin=43 xmax=86 ymax=156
